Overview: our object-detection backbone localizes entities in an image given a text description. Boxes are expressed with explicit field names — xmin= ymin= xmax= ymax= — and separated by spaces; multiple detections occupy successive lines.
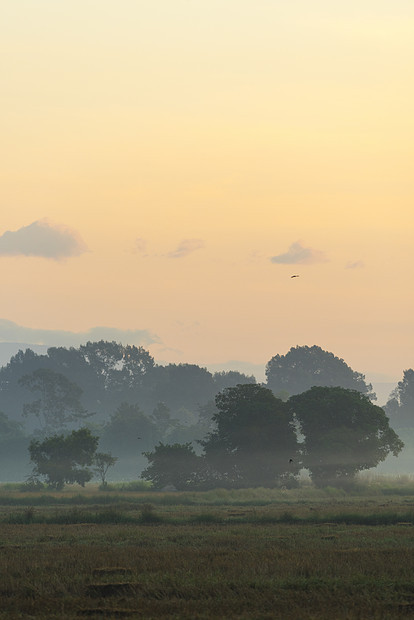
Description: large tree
xmin=100 ymin=402 xmax=156 ymax=456
xmin=202 ymin=384 xmax=300 ymax=488
xmin=147 ymin=363 xmax=216 ymax=414
xmin=290 ymin=386 xmax=403 ymax=487
xmin=142 ymin=442 xmax=205 ymax=490
xmin=29 ymin=428 xmax=99 ymax=490
xmin=78 ymin=341 xmax=155 ymax=392
xmin=266 ymin=345 xmax=375 ymax=399
xmin=385 ymin=369 xmax=414 ymax=428
xmin=19 ymin=368 xmax=92 ymax=434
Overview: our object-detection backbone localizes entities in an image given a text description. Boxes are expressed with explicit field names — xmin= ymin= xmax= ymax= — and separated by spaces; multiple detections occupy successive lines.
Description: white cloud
xmin=0 ymin=319 xmax=160 ymax=347
xmin=167 ymin=238 xmax=205 ymax=259
xmin=270 ymin=241 xmax=327 ymax=265
xmin=0 ymin=220 xmax=87 ymax=259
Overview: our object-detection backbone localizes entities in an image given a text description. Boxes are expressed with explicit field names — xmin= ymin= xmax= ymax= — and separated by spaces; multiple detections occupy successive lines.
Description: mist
xmin=0 ymin=341 xmax=411 ymax=485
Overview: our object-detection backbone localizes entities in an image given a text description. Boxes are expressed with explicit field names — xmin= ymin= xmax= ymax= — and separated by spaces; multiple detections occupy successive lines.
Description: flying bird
xmin=290 ymin=275 xmax=300 ymax=278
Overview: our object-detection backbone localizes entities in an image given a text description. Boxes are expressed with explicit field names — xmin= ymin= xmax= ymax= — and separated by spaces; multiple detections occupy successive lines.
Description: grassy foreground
xmin=1 ymin=480 xmax=414 ymax=619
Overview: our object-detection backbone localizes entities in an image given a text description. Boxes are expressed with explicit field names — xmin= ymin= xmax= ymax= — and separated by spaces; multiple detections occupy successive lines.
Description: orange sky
xmin=1 ymin=1 xmax=413 ymax=381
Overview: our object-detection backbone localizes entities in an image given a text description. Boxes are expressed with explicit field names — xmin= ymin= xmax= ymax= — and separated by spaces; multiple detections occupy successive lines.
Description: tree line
xmin=27 ymin=383 xmax=402 ymax=490
xmin=0 ymin=341 xmax=412 ymax=483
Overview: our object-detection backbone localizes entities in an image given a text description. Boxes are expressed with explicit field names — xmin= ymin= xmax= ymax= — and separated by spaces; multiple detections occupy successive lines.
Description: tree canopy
xmin=290 ymin=386 xmax=403 ymax=487
xmin=141 ymin=442 xmax=204 ymax=490
xmin=100 ymin=402 xmax=156 ymax=456
xmin=19 ymin=368 xmax=92 ymax=434
xmin=385 ymin=369 xmax=414 ymax=428
xmin=0 ymin=342 xmax=256 ymax=432
xmin=202 ymin=384 xmax=300 ymax=487
xmin=266 ymin=345 xmax=375 ymax=399
xmin=29 ymin=428 xmax=99 ymax=489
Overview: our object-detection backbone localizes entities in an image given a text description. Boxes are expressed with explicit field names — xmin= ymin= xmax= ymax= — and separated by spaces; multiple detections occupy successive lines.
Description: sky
xmin=1 ymin=0 xmax=413 ymax=383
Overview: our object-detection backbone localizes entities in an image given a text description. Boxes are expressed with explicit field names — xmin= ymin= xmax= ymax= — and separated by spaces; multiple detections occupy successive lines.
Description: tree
xmin=141 ymin=442 xmax=205 ymax=490
xmin=0 ymin=410 xmax=25 ymax=442
xmin=147 ymin=363 xmax=216 ymax=413
xmin=93 ymin=452 xmax=118 ymax=487
xmin=212 ymin=370 xmax=256 ymax=393
xmin=290 ymin=386 xmax=403 ymax=487
xmin=202 ymin=384 xmax=300 ymax=488
xmin=266 ymin=345 xmax=375 ymax=399
xmin=0 ymin=349 xmax=53 ymax=426
xmin=19 ymin=368 xmax=92 ymax=434
xmin=78 ymin=341 xmax=155 ymax=391
xmin=0 ymin=410 xmax=28 ymax=480
xmin=29 ymin=428 xmax=99 ymax=490
xmin=100 ymin=402 xmax=156 ymax=455
xmin=151 ymin=402 xmax=179 ymax=439
xmin=385 ymin=369 xmax=414 ymax=428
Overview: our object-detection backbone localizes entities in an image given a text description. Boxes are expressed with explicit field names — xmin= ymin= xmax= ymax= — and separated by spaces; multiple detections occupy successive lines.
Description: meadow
xmin=1 ymin=477 xmax=414 ymax=619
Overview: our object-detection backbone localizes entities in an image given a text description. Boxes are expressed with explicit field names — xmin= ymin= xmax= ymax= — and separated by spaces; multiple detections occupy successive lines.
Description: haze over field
xmin=1 ymin=1 xmax=413 ymax=383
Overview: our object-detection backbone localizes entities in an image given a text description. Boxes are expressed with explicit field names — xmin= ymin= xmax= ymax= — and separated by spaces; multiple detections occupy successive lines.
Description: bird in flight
xmin=290 ymin=275 xmax=300 ymax=278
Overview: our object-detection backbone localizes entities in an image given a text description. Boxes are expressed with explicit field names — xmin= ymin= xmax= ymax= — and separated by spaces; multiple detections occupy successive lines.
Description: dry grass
xmin=1 ymin=486 xmax=414 ymax=618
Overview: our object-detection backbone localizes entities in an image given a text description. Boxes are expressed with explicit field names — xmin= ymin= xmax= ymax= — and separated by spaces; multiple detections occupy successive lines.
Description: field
xmin=1 ymin=478 xmax=414 ymax=619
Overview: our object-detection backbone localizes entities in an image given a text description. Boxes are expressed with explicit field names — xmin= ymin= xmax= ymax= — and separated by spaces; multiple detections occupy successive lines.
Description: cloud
xmin=346 ymin=260 xmax=365 ymax=269
xmin=270 ymin=241 xmax=327 ymax=265
xmin=133 ymin=237 xmax=148 ymax=256
xmin=0 ymin=319 xmax=160 ymax=348
xmin=167 ymin=238 xmax=205 ymax=259
xmin=0 ymin=220 xmax=87 ymax=259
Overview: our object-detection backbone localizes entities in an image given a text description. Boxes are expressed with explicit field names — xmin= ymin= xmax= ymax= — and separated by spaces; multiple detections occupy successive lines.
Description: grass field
xmin=1 ymin=478 xmax=414 ymax=619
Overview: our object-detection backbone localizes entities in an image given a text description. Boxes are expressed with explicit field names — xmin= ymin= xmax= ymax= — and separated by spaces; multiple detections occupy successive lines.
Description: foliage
xmin=0 ymin=342 xmax=258 ymax=439
xmin=202 ymin=384 xmax=300 ymax=487
xmin=150 ymin=402 xmax=179 ymax=438
xmin=147 ymin=363 xmax=216 ymax=412
xmin=19 ymin=368 xmax=92 ymax=433
xmin=290 ymin=386 xmax=404 ymax=487
xmin=0 ymin=410 xmax=24 ymax=440
xmin=100 ymin=401 xmax=156 ymax=455
xmin=266 ymin=345 xmax=375 ymax=399
xmin=93 ymin=452 xmax=118 ymax=487
xmin=0 ymin=411 xmax=29 ymax=480
xmin=212 ymin=370 xmax=256 ymax=392
xmin=142 ymin=442 xmax=205 ymax=490
xmin=28 ymin=427 xmax=99 ymax=490
xmin=385 ymin=369 xmax=414 ymax=427
xmin=77 ymin=340 xmax=155 ymax=391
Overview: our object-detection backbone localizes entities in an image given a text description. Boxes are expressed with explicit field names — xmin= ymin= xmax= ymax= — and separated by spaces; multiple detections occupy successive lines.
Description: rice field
xmin=1 ymin=480 xmax=414 ymax=619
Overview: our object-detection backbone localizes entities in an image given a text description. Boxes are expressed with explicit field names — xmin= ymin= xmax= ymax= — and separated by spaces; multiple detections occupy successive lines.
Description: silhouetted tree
xmin=290 ymin=386 xmax=403 ymax=487
xmin=266 ymin=345 xmax=375 ymax=399
xmin=147 ymin=364 xmax=215 ymax=414
xmin=142 ymin=442 xmax=205 ymax=490
xmin=93 ymin=452 xmax=118 ymax=487
xmin=202 ymin=384 xmax=300 ymax=488
xmin=100 ymin=402 xmax=156 ymax=455
xmin=212 ymin=370 xmax=256 ymax=393
xmin=78 ymin=341 xmax=155 ymax=391
xmin=19 ymin=368 xmax=92 ymax=434
xmin=150 ymin=402 xmax=179 ymax=439
xmin=29 ymin=428 xmax=99 ymax=490
xmin=385 ymin=369 xmax=414 ymax=428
